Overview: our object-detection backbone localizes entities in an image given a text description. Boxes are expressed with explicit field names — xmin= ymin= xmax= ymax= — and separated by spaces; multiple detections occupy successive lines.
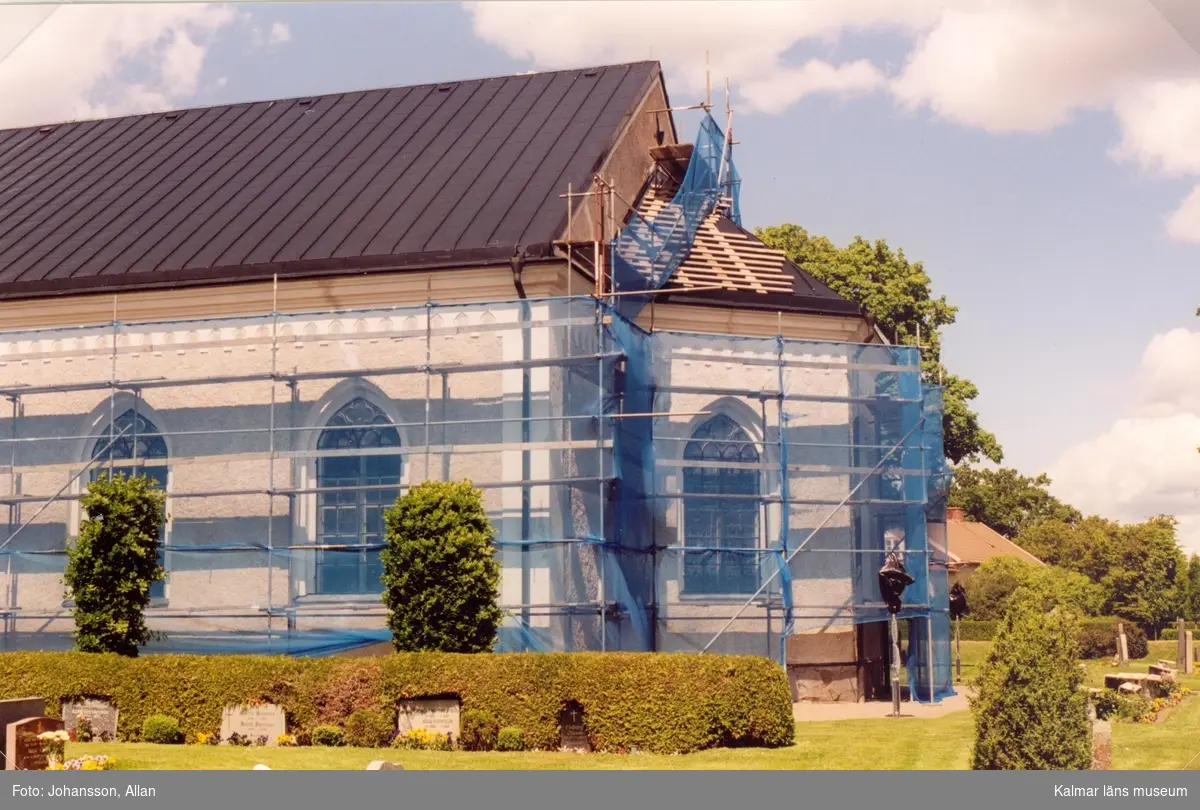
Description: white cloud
xmin=466 ymin=0 xmax=1200 ymax=242
xmin=1050 ymin=328 xmax=1200 ymax=554
xmin=0 ymin=4 xmax=289 ymax=129
xmin=465 ymin=0 xmax=941 ymax=110
xmin=741 ymin=59 xmax=884 ymax=114
xmin=252 ymin=20 xmax=292 ymax=48
xmin=268 ymin=22 xmax=292 ymax=46
xmin=1167 ymin=185 xmax=1200 ymax=244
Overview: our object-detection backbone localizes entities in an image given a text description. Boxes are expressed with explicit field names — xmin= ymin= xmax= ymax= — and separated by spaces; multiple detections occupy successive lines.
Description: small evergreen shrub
xmin=73 ymin=717 xmax=94 ymax=743
xmin=311 ymin=725 xmax=345 ymax=747
xmin=64 ymin=473 xmax=166 ymax=657
xmin=970 ymin=589 xmax=1091 ymax=770
xmin=141 ymin=714 xmax=182 ymax=745
xmin=381 ymin=481 xmax=503 ymax=653
xmin=459 ymin=709 xmax=500 ymax=751
xmin=496 ymin=727 xmax=525 ymax=752
xmin=344 ymin=709 xmax=394 ymax=748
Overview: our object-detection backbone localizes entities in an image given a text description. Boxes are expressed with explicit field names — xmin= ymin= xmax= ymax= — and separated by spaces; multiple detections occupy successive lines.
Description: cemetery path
xmin=793 ymin=690 xmax=972 ymax=722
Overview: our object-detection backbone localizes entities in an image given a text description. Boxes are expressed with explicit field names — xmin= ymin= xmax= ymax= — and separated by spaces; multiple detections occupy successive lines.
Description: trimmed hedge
xmin=943 ymin=618 xmax=1149 ymax=657
xmin=1076 ymin=620 xmax=1148 ymax=661
xmin=0 ymin=652 xmax=793 ymax=755
xmin=944 ymin=621 xmax=1000 ymax=642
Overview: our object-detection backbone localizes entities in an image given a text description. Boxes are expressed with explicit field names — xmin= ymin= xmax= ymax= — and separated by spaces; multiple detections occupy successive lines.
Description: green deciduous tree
xmin=1180 ymin=555 xmax=1200 ymax=622
xmin=963 ymin=556 xmax=1103 ymax=620
xmin=381 ymin=480 xmax=503 ymax=653
xmin=1100 ymin=516 xmax=1184 ymax=629
xmin=1017 ymin=515 xmax=1185 ymax=629
xmin=970 ymin=589 xmax=1091 ymax=770
xmin=64 ymin=473 xmax=166 ymax=657
xmin=949 ymin=465 xmax=1081 ymax=538
xmin=756 ymin=223 xmax=1001 ymax=464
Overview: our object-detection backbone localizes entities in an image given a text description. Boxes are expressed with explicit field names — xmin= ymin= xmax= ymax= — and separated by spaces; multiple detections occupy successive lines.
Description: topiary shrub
xmin=310 ymin=725 xmax=345 ymax=747
xmin=64 ymin=473 xmax=166 ymax=657
xmin=381 ymin=480 xmax=503 ymax=653
xmin=343 ymin=709 xmax=394 ymax=749
xmin=970 ymin=588 xmax=1091 ymax=770
xmin=459 ymin=708 xmax=500 ymax=751
xmin=496 ymin=726 xmax=525 ymax=752
xmin=141 ymin=714 xmax=182 ymax=744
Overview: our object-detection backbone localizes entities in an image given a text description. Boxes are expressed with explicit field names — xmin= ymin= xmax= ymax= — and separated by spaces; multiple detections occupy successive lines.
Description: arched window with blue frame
xmin=682 ymin=413 xmax=760 ymax=596
xmin=90 ymin=409 xmax=169 ymax=600
xmin=315 ymin=397 xmax=401 ymax=595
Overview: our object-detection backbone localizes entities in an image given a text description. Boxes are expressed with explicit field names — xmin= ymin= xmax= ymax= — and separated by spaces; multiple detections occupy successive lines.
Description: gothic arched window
xmin=315 ymin=398 xmax=401 ymax=594
xmin=91 ymin=409 xmax=169 ymax=600
xmin=682 ymin=414 xmax=760 ymax=595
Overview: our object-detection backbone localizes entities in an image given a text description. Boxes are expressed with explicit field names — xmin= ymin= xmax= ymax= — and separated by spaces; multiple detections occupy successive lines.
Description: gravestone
xmin=220 ymin=704 xmax=286 ymax=745
xmin=396 ymin=699 xmax=460 ymax=741
xmin=0 ymin=699 xmax=44 ymax=770
xmin=558 ymin=701 xmax=591 ymax=753
xmin=366 ymin=760 xmax=405 ymax=770
xmin=1117 ymin=624 xmax=1129 ymax=664
xmin=1149 ymin=663 xmax=1177 ymax=679
xmin=1177 ymin=620 xmax=1187 ymax=668
xmin=62 ymin=698 xmax=119 ymax=742
xmin=1090 ymin=719 xmax=1112 ymax=771
xmin=1186 ymin=631 xmax=1195 ymax=675
xmin=5 ymin=716 xmax=64 ymax=771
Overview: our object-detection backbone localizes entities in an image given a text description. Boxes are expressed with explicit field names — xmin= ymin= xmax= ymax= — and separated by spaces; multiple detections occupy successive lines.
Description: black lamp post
xmin=949 ymin=582 xmax=968 ymax=683
xmin=878 ymin=553 xmax=914 ymax=717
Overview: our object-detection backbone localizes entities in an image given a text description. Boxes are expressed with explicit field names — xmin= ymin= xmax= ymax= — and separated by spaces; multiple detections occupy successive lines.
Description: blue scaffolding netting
xmin=0 ymin=114 xmax=953 ymax=703
xmin=610 ymin=113 xmax=740 ymax=322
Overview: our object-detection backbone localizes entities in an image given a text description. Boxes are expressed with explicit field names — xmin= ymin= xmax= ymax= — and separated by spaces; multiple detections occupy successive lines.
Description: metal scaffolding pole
xmin=597 ymin=298 xmax=607 ymax=653
xmin=266 ymin=275 xmax=279 ymax=649
xmin=774 ymin=326 xmax=790 ymax=666
xmin=4 ymin=393 xmax=17 ymax=648
xmin=108 ymin=298 xmax=118 ymax=479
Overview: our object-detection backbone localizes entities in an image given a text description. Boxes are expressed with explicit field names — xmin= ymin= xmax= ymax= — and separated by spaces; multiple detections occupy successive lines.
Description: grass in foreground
xmin=1113 ymin=692 xmax=1200 ymax=770
xmin=68 ymin=714 xmax=974 ymax=771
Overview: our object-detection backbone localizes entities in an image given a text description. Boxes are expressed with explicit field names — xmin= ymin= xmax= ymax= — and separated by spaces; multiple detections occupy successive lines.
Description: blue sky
xmin=2 ymin=1 xmax=1200 ymax=546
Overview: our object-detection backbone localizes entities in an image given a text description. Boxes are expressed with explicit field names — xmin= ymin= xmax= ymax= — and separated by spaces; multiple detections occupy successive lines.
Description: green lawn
xmin=59 ymin=640 xmax=1200 ymax=770
xmin=66 ymin=714 xmax=975 ymax=770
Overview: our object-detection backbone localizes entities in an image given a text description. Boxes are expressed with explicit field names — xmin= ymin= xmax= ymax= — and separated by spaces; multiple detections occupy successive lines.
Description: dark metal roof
xmin=0 ymin=62 xmax=662 ymax=300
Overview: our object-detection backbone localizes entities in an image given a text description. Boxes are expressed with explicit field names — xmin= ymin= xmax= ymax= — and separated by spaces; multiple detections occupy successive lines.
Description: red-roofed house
xmin=946 ymin=507 xmax=1044 ymax=585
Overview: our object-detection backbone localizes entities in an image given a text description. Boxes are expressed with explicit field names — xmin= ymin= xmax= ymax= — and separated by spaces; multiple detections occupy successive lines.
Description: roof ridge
xmin=0 ymin=61 xmax=663 ymax=135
